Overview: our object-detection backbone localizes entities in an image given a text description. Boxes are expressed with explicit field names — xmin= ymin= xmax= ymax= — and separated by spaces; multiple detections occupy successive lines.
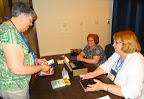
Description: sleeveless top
xmin=0 ymin=22 xmax=34 ymax=90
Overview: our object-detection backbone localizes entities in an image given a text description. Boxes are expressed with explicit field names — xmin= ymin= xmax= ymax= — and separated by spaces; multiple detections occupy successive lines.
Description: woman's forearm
xmin=103 ymin=84 xmax=124 ymax=97
xmin=9 ymin=64 xmax=44 ymax=75
xmin=83 ymin=58 xmax=98 ymax=64
xmin=93 ymin=67 xmax=105 ymax=77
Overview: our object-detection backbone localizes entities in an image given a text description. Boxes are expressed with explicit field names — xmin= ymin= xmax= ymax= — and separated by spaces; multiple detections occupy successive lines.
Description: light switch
xmin=107 ymin=19 xmax=110 ymax=24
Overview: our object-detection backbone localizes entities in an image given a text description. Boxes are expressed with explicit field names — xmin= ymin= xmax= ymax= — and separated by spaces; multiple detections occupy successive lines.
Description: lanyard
xmin=4 ymin=16 xmax=37 ymax=65
xmin=114 ymin=57 xmax=125 ymax=72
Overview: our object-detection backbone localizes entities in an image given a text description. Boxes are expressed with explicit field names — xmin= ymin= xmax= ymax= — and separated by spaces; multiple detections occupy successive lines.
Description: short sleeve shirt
xmin=83 ymin=44 xmax=106 ymax=67
xmin=0 ymin=22 xmax=34 ymax=90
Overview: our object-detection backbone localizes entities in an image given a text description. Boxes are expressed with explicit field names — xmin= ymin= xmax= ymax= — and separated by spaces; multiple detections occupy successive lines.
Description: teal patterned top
xmin=0 ymin=22 xmax=34 ymax=90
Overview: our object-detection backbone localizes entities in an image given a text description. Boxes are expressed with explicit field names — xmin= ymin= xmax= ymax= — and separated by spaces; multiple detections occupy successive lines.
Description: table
xmin=30 ymin=54 xmax=124 ymax=99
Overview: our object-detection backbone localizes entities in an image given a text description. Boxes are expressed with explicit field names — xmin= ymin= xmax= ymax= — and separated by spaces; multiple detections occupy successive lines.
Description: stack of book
xmin=51 ymin=78 xmax=71 ymax=89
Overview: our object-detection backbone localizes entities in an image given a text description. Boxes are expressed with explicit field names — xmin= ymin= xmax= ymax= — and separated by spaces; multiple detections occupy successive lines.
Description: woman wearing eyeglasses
xmin=77 ymin=34 xmax=106 ymax=67
xmin=0 ymin=2 xmax=51 ymax=99
xmin=83 ymin=30 xmax=144 ymax=99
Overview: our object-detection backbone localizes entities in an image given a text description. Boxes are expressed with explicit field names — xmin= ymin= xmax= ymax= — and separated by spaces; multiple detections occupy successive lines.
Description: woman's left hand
xmin=87 ymin=79 xmax=105 ymax=91
xmin=36 ymin=58 xmax=48 ymax=65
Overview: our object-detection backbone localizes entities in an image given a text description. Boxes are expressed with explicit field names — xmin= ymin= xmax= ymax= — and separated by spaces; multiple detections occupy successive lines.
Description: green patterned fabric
xmin=0 ymin=22 xmax=34 ymax=90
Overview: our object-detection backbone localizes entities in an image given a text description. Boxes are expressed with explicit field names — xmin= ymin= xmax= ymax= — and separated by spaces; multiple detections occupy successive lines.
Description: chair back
xmin=105 ymin=44 xmax=114 ymax=59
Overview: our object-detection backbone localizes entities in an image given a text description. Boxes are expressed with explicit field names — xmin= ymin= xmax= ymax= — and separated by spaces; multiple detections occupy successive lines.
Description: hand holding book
xmin=80 ymin=77 xmax=102 ymax=92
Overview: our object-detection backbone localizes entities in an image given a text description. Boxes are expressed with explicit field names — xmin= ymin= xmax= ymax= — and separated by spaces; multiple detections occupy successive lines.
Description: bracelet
xmin=106 ymin=84 xmax=109 ymax=91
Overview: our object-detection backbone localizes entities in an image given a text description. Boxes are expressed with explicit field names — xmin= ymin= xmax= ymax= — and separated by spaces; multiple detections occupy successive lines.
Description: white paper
xmin=79 ymin=74 xmax=85 ymax=78
xmin=97 ymin=95 xmax=111 ymax=99
xmin=41 ymin=59 xmax=54 ymax=65
xmin=47 ymin=59 xmax=55 ymax=65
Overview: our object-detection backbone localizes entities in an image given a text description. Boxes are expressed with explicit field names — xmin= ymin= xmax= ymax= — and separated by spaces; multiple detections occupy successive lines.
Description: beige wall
xmin=33 ymin=0 xmax=113 ymax=57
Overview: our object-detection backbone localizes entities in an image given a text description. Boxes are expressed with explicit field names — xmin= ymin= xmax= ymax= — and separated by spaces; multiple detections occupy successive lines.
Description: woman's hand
xmin=77 ymin=51 xmax=85 ymax=61
xmin=36 ymin=58 xmax=48 ymax=65
xmin=37 ymin=58 xmax=51 ymax=72
xmin=83 ymin=72 xmax=95 ymax=79
xmin=77 ymin=55 xmax=85 ymax=62
xmin=87 ymin=79 xmax=106 ymax=91
xmin=41 ymin=65 xmax=51 ymax=72
xmin=77 ymin=55 xmax=82 ymax=61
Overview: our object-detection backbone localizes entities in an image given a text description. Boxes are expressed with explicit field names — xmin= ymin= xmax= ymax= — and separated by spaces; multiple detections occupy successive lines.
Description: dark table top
xmin=30 ymin=54 xmax=124 ymax=99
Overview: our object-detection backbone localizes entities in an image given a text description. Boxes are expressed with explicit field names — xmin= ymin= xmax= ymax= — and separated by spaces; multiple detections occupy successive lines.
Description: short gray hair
xmin=12 ymin=2 xmax=36 ymax=20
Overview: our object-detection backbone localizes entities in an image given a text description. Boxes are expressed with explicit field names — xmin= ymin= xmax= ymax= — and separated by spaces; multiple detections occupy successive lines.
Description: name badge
xmin=108 ymin=69 xmax=117 ymax=81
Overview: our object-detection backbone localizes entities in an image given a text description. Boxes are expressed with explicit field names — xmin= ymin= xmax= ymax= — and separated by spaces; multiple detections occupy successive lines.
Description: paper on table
xmin=97 ymin=95 xmax=111 ymax=99
xmin=79 ymin=74 xmax=85 ymax=78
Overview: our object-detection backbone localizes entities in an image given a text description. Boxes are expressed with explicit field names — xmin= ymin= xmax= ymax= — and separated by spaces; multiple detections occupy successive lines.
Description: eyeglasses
xmin=87 ymin=40 xmax=94 ymax=42
xmin=113 ymin=40 xmax=122 ymax=44
xmin=27 ymin=17 xmax=35 ymax=25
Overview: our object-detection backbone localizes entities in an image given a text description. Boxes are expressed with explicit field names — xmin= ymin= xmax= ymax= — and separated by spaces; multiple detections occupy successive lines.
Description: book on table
xmin=51 ymin=78 xmax=71 ymax=89
xmin=57 ymin=55 xmax=65 ymax=64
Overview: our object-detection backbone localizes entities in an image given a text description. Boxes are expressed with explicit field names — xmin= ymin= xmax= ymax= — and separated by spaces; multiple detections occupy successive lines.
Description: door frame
xmin=29 ymin=0 xmax=40 ymax=58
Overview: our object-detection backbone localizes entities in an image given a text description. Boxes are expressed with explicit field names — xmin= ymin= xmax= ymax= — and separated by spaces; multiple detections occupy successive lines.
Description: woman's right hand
xmin=41 ymin=65 xmax=51 ymax=72
xmin=77 ymin=55 xmax=81 ymax=61
xmin=83 ymin=72 xmax=95 ymax=79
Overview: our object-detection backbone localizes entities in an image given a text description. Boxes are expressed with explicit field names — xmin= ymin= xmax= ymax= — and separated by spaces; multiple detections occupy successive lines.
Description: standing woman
xmin=0 ymin=2 xmax=50 ymax=99
xmin=77 ymin=34 xmax=106 ymax=67
xmin=83 ymin=30 xmax=144 ymax=99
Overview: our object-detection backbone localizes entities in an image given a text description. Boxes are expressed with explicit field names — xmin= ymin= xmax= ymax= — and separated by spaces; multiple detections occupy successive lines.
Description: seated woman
xmin=77 ymin=34 xmax=106 ymax=67
xmin=83 ymin=30 xmax=144 ymax=99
